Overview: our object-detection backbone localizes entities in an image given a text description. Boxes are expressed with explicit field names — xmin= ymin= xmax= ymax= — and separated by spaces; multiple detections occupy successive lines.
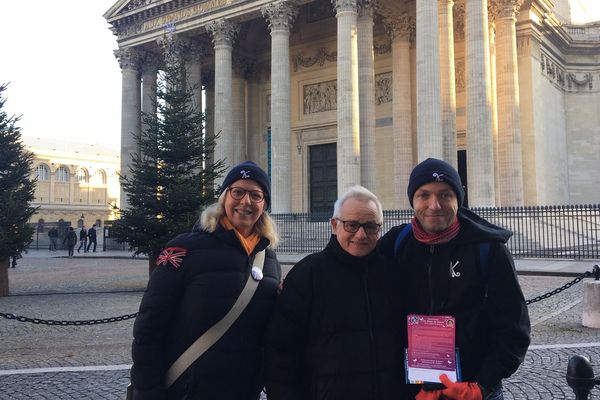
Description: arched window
xmin=36 ymin=165 xmax=50 ymax=181
xmin=76 ymin=168 xmax=89 ymax=183
xmin=56 ymin=166 xmax=69 ymax=182
xmin=92 ymin=170 xmax=107 ymax=185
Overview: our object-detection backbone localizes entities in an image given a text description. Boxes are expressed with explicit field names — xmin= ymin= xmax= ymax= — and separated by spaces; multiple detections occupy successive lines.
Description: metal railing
xmin=273 ymin=204 xmax=600 ymax=259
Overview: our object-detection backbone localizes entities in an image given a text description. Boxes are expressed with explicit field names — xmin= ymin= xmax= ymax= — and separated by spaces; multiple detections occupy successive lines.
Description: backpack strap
xmin=393 ymin=223 xmax=413 ymax=257
xmin=478 ymin=241 xmax=491 ymax=279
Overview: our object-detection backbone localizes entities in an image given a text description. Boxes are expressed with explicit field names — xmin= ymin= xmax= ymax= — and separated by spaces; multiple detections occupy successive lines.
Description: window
xmin=56 ymin=167 xmax=69 ymax=182
xmin=36 ymin=165 xmax=49 ymax=181
xmin=92 ymin=170 xmax=107 ymax=185
xmin=76 ymin=168 xmax=89 ymax=183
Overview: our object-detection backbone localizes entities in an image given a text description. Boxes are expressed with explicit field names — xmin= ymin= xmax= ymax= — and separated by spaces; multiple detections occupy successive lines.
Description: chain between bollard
xmin=0 ymin=311 xmax=138 ymax=326
xmin=1 ymin=268 xmax=598 ymax=324
xmin=525 ymin=270 xmax=594 ymax=305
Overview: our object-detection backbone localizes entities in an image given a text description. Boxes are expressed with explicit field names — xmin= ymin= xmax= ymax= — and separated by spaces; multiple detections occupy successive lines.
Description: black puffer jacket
xmin=379 ymin=208 xmax=530 ymax=395
xmin=265 ymin=236 xmax=407 ymax=400
xmin=131 ymin=227 xmax=281 ymax=400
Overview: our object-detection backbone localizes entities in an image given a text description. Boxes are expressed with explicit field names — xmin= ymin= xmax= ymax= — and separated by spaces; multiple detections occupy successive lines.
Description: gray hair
xmin=332 ymin=185 xmax=383 ymax=224
xmin=198 ymin=189 xmax=280 ymax=248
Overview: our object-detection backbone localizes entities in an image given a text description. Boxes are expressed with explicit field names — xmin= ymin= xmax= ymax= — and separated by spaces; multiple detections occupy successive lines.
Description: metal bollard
xmin=566 ymin=355 xmax=600 ymax=399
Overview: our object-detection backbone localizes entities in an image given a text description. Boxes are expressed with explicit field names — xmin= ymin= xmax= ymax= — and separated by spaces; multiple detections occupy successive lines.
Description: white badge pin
xmin=251 ymin=266 xmax=263 ymax=281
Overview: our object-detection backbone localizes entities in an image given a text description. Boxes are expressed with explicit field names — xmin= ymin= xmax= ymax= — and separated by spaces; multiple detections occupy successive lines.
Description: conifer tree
xmin=0 ymin=83 xmax=37 ymax=296
xmin=111 ymin=47 xmax=223 ymax=274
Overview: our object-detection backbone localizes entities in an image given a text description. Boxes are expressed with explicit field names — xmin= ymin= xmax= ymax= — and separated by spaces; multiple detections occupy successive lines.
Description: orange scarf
xmin=220 ymin=216 xmax=261 ymax=255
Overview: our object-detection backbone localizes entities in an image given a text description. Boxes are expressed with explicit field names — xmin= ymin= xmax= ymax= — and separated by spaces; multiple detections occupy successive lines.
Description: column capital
xmin=206 ymin=19 xmax=239 ymax=47
xmin=114 ymin=47 xmax=144 ymax=71
xmin=157 ymin=33 xmax=190 ymax=68
xmin=261 ymin=0 xmax=299 ymax=32
xmin=489 ymin=0 xmax=524 ymax=20
xmin=140 ymin=51 xmax=161 ymax=73
xmin=331 ymin=0 xmax=358 ymax=14
xmin=384 ymin=12 xmax=415 ymax=42
xmin=358 ymin=0 xmax=377 ymax=18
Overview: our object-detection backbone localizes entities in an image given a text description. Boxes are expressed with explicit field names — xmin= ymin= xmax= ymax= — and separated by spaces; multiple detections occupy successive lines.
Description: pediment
xmin=104 ymin=0 xmax=171 ymax=21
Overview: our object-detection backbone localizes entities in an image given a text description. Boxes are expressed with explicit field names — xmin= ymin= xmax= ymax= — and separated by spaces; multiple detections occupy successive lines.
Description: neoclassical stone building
xmin=104 ymin=0 xmax=600 ymax=212
xmin=25 ymin=136 xmax=120 ymax=228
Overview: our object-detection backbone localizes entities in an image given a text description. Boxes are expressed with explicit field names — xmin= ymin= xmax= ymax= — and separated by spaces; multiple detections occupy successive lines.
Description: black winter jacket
xmin=131 ymin=227 xmax=281 ymax=400
xmin=379 ymin=208 xmax=530 ymax=395
xmin=265 ymin=235 xmax=407 ymax=400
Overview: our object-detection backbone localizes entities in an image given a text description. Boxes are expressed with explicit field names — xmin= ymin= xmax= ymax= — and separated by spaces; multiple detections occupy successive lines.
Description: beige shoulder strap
xmin=164 ymin=249 xmax=266 ymax=388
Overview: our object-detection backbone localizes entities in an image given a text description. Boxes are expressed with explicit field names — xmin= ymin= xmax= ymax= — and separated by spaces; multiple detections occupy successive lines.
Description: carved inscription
xmin=303 ymin=80 xmax=337 ymax=114
xmin=142 ymin=0 xmax=235 ymax=32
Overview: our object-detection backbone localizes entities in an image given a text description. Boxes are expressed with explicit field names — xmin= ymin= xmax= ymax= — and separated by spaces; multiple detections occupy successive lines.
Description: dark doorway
xmin=457 ymin=150 xmax=468 ymax=208
xmin=309 ymin=143 xmax=337 ymax=216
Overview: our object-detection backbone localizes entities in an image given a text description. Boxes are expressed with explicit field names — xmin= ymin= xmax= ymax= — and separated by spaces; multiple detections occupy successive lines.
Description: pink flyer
xmin=406 ymin=314 xmax=458 ymax=383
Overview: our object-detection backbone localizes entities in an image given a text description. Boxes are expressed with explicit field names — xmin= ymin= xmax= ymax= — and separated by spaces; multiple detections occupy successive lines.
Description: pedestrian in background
xmin=63 ymin=227 xmax=77 ymax=257
xmin=48 ymin=227 xmax=59 ymax=251
xmin=86 ymin=224 xmax=97 ymax=252
xmin=77 ymin=226 xmax=88 ymax=253
xmin=379 ymin=158 xmax=530 ymax=400
xmin=265 ymin=185 xmax=407 ymax=400
xmin=130 ymin=161 xmax=281 ymax=400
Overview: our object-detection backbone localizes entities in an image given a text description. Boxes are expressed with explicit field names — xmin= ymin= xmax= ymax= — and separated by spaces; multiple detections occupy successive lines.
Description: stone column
xmin=262 ymin=1 xmax=298 ymax=213
xmin=386 ymin=13 xmax=415 ymax=210
xmin=416 ymin=0 xmax=443 ymax=160
xmin=232 ymin=56 xmax=248 ymax=165
xmin=186 ymin=41 xmax=206 ymax=114
xmin=488 ymin=14 xmax=500 ymax=206
xmin=465 ymin=0 xmax=495 ymax=206
xmin=332 ymin=0 xmax=361 ymax=194
xmin=439 ymin=0 xmax=458 ymax=168
xmin=207 ymin=19 xmax=239 ymax=170
xmin=494 ymin=0 xmax=524 ymax=205
xmin=357 ymin=0 xmax=376 ymax=191
xmin=203 ymin=71 xmax=216 ymax=175
xmin=141 ymin=53 xmax=159 ymax=144
xmin=114 ymin=47 xmax=142 ymax=210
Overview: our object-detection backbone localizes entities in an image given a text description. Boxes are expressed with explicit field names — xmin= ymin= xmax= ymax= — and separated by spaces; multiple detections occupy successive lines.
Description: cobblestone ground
xmin=0 ymin=256 xmax=598 ymax=399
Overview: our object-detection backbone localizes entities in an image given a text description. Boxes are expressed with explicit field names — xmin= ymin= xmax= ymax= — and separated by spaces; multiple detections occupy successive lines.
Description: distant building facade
xmin=25 ymin=136 xmax=120 ymax=230
xmin=104 ymin=0 xmax=600 ymax=212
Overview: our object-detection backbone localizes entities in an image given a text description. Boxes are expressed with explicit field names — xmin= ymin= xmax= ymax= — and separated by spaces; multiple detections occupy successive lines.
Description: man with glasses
xmin=265 ymin=185 xmax=408 ymax=400
xmin=379 ymin=158 xmax=530 ymax=400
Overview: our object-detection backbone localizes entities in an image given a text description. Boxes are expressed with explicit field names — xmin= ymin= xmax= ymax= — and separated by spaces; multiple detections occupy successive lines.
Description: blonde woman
xmin=130 ymin=161 xmax=281 ymax=400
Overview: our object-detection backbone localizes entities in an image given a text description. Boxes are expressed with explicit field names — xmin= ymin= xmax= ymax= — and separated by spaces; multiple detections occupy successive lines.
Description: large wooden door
xmin=309 ymin=143 xmax=337 ymax=215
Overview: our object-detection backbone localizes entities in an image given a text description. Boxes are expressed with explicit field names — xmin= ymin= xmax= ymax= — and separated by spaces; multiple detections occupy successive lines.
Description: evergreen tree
xmin=111 ymin=52 xmax=223 ymax=273
xmin=0 ymin=83 xmax=37 ymax=296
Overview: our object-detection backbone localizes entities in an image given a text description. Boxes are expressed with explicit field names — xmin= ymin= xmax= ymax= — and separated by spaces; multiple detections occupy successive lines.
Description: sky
xmin=1 ymin=1 xmax=599 ymax=155
xmin=0 ymin=1 xmax=121 ymax=151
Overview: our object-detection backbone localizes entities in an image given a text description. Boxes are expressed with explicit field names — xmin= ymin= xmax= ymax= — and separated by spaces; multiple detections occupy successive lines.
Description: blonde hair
xmin=199 ymin=190 xmax=280 ymax=248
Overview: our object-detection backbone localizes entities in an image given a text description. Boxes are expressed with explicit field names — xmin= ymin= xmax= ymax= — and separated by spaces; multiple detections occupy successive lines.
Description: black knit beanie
xmin=220 ymin=161 xmax=271 ymax=207
xmin=407 ymin=158 xmax=464 ymax=207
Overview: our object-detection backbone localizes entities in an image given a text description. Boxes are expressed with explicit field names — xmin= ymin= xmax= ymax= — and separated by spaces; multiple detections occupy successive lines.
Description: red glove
xmin=439 ymin=374 xmax=482 ymax=400
xmin=415 ymin=388 xmax=444 ymax=400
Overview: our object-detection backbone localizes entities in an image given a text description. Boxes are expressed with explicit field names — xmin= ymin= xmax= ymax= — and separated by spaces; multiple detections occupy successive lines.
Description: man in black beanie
xmin=380 ymin=158 xmax=530 ymax=400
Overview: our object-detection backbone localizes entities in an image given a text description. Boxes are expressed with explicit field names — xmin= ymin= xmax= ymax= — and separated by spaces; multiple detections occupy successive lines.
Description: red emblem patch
xmin=156 ymin=247 xmax=187 ymax=269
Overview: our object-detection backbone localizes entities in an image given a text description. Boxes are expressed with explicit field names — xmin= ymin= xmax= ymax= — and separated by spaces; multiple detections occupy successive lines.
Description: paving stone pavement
xmin=0 ymin=255 xmax=599 ymax=399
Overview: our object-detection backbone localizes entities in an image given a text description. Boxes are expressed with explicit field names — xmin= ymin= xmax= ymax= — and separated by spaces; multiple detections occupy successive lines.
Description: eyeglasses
xmin=334 ymin=218 xmax=381 ymax=235
xmin=228 ymin=187 xmax=265 ymax=203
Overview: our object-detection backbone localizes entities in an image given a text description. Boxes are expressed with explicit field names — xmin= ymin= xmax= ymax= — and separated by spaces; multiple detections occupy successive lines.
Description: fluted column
xmin=416 ymin=0 xmax=443 ymax=160
xmin=439 ymin=0 xmax=458 ymax=168
xmin=386 ymin=13 xmax=415 ymax=210
xmin=203 ymin=71 xmax=215 ymax=174
xmin=114 ymin=47 xmax=142 ymax=210
xmin=332 ymin=0 xmax=361 ymax=194
xmin=262 ymin=1 xmax=298 ymax=212
xmin=357 ymin=0 xmax=376 ymax=191
xmin=232 ymin=57 xmax=247 ymax=165
xmin=186 ymin=41 xmax=207 ymax=114
xmin=494 ymin=0 xmax=524 ymax=205
xmin=465 ymin=0 xmax=495 ymax=206
xmin=207 ymin=19 xmax=239 ymax=170
xmin=488 ymin=13 xmax=500 ymax=206
xmin=141 ymin=53 xmax=159 ymax=144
